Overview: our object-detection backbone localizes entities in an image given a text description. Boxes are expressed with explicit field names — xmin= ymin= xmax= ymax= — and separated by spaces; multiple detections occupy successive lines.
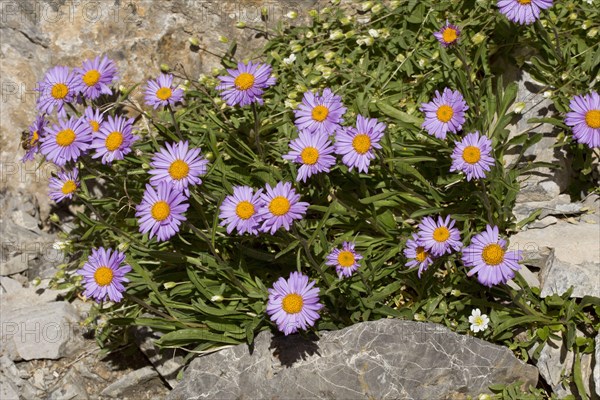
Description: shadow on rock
xmin=269 ymin=332 xmax=320 ymax=368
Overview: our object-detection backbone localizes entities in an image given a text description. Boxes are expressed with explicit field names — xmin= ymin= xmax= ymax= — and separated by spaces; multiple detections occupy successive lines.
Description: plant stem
xmin=455 ymin=46 xmax=481 ymax=117
xmin=252 ymin=102 xmax=264 ymax=160
xmin=291 ymin=226 xmax=331 ymax=288
xmin=168 ymin=104 xmax=182 ymax=140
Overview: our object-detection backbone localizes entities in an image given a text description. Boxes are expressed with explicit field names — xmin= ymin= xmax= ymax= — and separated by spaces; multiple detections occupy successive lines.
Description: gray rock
xmin=507 ymin=264 xmax=540 ymax=290
xmin=168 ymin=319 xmax=538 ymax=400
xmin=0 ymin=277 xmax=23 ymax=293
xmin=100 ymin=366 xmax=159 ymax=398
xmin=511 ymin=221 xmax=600 ymax=298
xmin=48 ymin=369 xmax=89 ymax=400
xmin=0 ymin=255 xmax=29 ymax=276
xmin=533 ymin=333 xmax=593 ymax=398
xmin=527 ymin=216 xmax=558 ymax=230
xmin=502 ymin=69 xmax=571 ymax=199
xmin=0 ymin=356 xmax=39 ymax=400
xmin=1 ymin=301 xmax=82 ymax=361
xmin=134 ymin=326 xmax=184 ymax=389
xmin=540 ymin=258 xmax=600 ymax=298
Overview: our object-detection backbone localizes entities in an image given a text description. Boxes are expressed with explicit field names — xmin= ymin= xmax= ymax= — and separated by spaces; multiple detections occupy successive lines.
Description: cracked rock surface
xmin=168 ymin=319 xmax=538 ymax=400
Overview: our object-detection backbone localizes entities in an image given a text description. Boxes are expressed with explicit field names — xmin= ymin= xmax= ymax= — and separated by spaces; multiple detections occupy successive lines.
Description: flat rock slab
xmin=510 ymin=221 xmax=600 ymax=298
xmin=0 ymin=301 xmax=82 ymax=361
xmin=168 ymin=319 xmax=538 ymax=400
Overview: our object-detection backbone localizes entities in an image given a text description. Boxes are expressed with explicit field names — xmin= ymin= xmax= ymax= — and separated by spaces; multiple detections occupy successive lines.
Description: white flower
xmin=368 ymin=29 xmax=379 ymax=38
xmin=286 ymin=11 xmax=298 ymax=19
xmin=283 ymin=53 xmax=296 ymax=65
xmin=469 ymin=309 xmax=490 ymax=333
xmin=52 ymin=240 xmax=72 ymax=250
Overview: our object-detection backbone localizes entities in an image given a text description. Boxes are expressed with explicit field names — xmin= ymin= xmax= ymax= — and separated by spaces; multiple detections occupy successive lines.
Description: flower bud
xmin=188 ymin=37 xmax=200 ymax=46
xmin=286 ymin=11 xmax=298 ymax=19
xmin=211 ymin=295 xmax=224 ymax=302
xmin=235 ymin=21 xmax=246 ymax=28
xmin=160 ymin=64 xmax=170 ymax=72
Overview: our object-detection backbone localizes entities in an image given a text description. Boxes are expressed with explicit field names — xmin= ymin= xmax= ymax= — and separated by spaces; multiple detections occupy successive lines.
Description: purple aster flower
xmin=266 ymin=271 xmax=323 ymax=335
xmin=22 ymin=115 xmax=48 ymax=162
xmin=462 ymin=225 xmax=522 ymax=287
xmin=136 ymin=182 xmax=189 ymax=242
xmin=325 ymin=241 xmax=363 ymax=279
xmin=418 ymin=215 xmax=462 ymax=256
xmin=420 ymin=88 xmax=468 ymax=140
xmin=74 ymin=55 xmax=118 ymax=100
xmin=450 ymin=131 xmax=495 ymax=181
xmin=434 ymin=21 xmax=461 ymax=47
xmin=564 ymin=92 xmax=600 ymax=148
xmin=219 ymin=185 xmax=264 ymax=235
xmin=497 ymin=0 xmax=553 ymax=25
xmin=256 ymin=182 xmax=309 ymax=235
xmin=216 ymin=61 xmax=276 ymax=107
xmin=148 ymin=141 xmax=209 ymax=196
xmin=335 ymin=115 xmax=386 ymax=173
xmin=283 ymin=131 xmax=336 ymax=182
xmin=144 ymin=74 xmax=184 ymax=109
xmin=84 ymin=106 xmax=104 ymax=135
xmin=40 ymin=116 xmax=92 ymax=166
xmin=90 ymin=115 xmax=139 ymax=164
xmin=294 ymin=88 xmax=347 ymax=135
xmin=77 ymin=247 xmax=132 ymax=303
xmin=48 ymin=168 xmax=79 ymax=203
xmin=403 ymin=233 xmax=435 ymax=278
xmin=36 ymin=66 xmax=78 ymax=118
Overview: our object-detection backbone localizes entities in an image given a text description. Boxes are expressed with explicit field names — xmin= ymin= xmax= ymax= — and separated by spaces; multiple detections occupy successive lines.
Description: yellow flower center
xmin=281 ymin=293 xmax=303 ymax=314
xmin=51 ymin=83 xmax=69 ymax=100
xmin=462 ymin=146 xmax=481 ymax=164
xmin=442 ymin=27 xmax=458 ymax=43
xmin=151 ymin=201 xmax=171 ymax=221
xmin=269 ymin=196 xmax=291 ymax=216
xmin=105 ymin=131 xmax=124 ymax=151
xmin=94 ymin=266 xmax=114 ymax=287
xmin=352 ymin=134 xmax=372 ymax=154
xmin=585 ymin=110 xmax=600 ymax=129
xmin=90 ymin=120 xmax=100 ymax=132
xmin=517 ymin=0 xmax=531 ymax=4
xmin=473 ymin=316 xmax=484 ymax=325
xmin=156 ymin=87 xmax=172 ymax=101
xmin=337 ymin=250 xmax=355 ymax=267
xmin=234 ymin=73 xmax=255 ymax=90
xmin=311 ymin=105 xmax=329 ymax=122
xmin=300 ymin=146 xmax=319 ymax=165
xmin=433 ymin=226 xmax=450 ymax=242
xmin=168 ymin=159 xmax=190 ymax=180
xmin=436 ymin=105 xmax=454 ymax=123
xmin=30 ymin=130 xmax=39 ymax=146
xmin=82 ymin=69 xmax=101 ymax=86
xmin=482 ymin=243 xmax=505 ymax=266
xmin=415 ymin=246 xmax=428 ymax=262
xmin=56 ymin=129 xmax=76 ymax=147
xmin=61 ymin=180 xmax=77 ymax=195
xmin=235 ymin=201 xmax=255 ymax=220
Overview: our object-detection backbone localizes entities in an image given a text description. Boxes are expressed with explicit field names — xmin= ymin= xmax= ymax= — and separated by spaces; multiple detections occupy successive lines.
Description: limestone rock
xmin=511 ymin=221 xmax=600 ymax=298
xmin=48 ymin=369 xmax=89 ymax=400
xmin=1 ymin=0 xmax=318 ymax=214
xmin=168 ymin=319 xmax=538 ymax=400
xmin=100 ymin=366 xmax=160 ymax=398
xmin=533 ymin=333 xmax=594 ymax=398
xmin=134 ymin=326 xmax=184 ymax=389
xmin=0 ymin=356 xmax=39 ymax=400
xmin=502 ymin=70 xmax=571 ymax=200
xmin=1 ymin=301 xmax=82 ymax=361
